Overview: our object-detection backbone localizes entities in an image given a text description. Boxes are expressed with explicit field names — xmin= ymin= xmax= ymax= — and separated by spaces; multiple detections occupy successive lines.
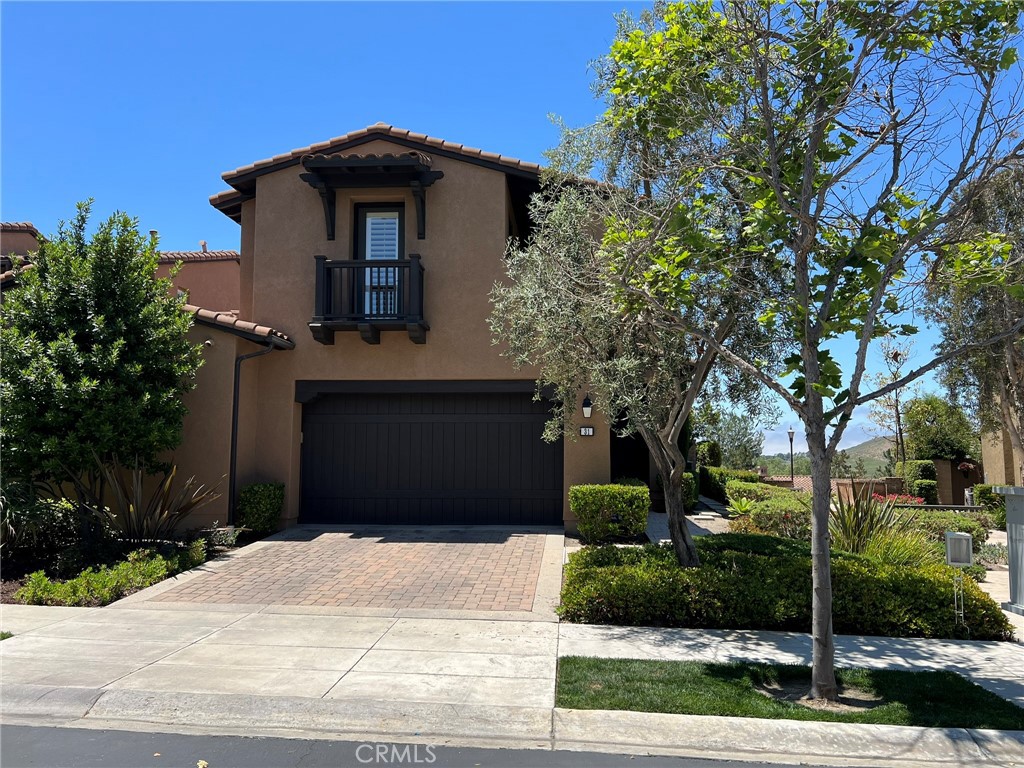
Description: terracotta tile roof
xmin=220 ymin=123 xmax=542 ymax=185
xmin=183 ymin=303 xmax=294 ymax=349
xmin=1 ymin=222 xmax=41 ymax=236
xmin=301 ymin=150 xmax=432 ymax=165
xmin=158 ymin=250 xmax=240 ymax=264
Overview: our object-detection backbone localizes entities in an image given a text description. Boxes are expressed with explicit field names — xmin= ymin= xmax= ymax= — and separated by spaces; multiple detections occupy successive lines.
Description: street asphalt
xmin=0 ymin=725 xmax=806 ymax=768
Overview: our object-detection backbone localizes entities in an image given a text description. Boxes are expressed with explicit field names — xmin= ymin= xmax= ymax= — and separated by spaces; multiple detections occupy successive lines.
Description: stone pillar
xmin=995 ymin=486 xmax=1024 ymax=617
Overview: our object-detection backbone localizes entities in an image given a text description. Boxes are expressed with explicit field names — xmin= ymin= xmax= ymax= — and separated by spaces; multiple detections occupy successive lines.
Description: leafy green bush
xmin=696 ymin=441 xmax=722 ymax=468
xmin=15 ymin=543 xmax=207 ymax=607
xmin=896 ymin=460 xmax=937 ymax=483
xmin=570 ymin=484 xmax=650 ymax=543
xmin=237 ymin=482 xmax=285 ymax=533
xmin=681 ymin=472 xmax=698 ymax=513
xmin=975 ymin=484 xmax=1007 ymax=530
xmin=0 ymin=491 xmax=119 ymax=579
xmin=911 ymin=510 xmax=988 ymax=553
xmin=909 ymin=479 xmax=938 ymax=504
xmin=559 ymin=535 xmax=1012 ymax=641
xmin=613 ymin=477 xmax=648 ymax=487
xmin=700 ymin=468 xmax=761 ymax=503
xmin=725 ymin=479 xmax=788 ymax=503
xmin=746 ymin=494 xmax=812 ymax=539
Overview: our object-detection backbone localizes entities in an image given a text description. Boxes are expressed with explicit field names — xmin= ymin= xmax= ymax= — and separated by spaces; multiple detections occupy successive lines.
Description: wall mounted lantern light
xmin=582 ymin=395 xmax=593 ymax=419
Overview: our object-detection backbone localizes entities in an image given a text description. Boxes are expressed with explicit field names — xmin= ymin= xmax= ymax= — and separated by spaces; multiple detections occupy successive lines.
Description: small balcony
xmin=309 ymin=254 xmax=428 ymax=345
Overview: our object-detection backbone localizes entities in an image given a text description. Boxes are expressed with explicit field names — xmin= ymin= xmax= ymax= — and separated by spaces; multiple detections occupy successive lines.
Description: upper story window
xmin=356 ymin=204 xmax=404 ymax=261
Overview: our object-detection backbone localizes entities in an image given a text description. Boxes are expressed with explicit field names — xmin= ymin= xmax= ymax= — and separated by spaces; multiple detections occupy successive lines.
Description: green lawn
xmin=0 ymin=632 xmax=12 ymax=641
xmin=557 ymin=657 xmax=1024 ymax=730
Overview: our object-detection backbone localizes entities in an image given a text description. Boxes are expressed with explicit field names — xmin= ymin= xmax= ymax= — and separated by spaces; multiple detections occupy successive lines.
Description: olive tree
xmin=490 ymin=158 xmax=779 ymax=566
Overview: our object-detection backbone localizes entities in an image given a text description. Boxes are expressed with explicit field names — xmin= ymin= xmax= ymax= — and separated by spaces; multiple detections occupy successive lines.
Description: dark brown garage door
xmin=300 ymin=392 xmax=563 ymax=525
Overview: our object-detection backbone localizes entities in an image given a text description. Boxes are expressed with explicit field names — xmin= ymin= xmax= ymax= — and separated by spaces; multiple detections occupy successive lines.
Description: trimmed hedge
xmin=15 ymin=540 xmax=207 ymax=607
xmin=896 ymin=460 xmax=937 ymax=483
xmin=908 ymin=479 xmax=938 ymax=505
xmin=682 ymin=472 xmax=699 ymax=513
xmin=570 ymin=484 xmax=650 ymax=543
xmin=910 ymin=509 xmax=989 ymax=553
xmin=696 ymin=441 xmax=722 ymax=468
xmin=739 ymin=493 xmax=813 ymax=539
xmin=558 ymin=535 xmax=1012 ymax=641
xmin=237 ymin=482 xmax=285 ymax=533
xmin=725 ymin=479 xmax=790 ymax=503
xmin=700 ymin=467 xmax=761 ymax=504
xmin=975 ymin=484 xmax=1007 ymax=530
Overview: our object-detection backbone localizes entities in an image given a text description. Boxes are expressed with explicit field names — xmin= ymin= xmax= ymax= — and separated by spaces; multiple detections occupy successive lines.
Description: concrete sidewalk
xmin=2 ymin=603 xmax=1023 ymax=767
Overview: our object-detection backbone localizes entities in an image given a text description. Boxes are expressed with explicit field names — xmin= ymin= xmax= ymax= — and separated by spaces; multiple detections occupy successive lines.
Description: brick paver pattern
xmin=150 ymin=528 xmax=547 ymax=611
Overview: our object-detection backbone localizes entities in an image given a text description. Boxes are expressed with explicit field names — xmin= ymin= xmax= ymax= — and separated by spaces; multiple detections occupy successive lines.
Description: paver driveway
xmin=143 ymin=526 xmax=561 ymax=615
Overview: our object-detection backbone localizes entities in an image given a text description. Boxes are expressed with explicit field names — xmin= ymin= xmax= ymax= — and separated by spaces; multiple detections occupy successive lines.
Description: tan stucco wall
xmin=162 ymin=325 xmax=239 ymax=530
xmin=157 ymin=260 xmax=240 ymax=312
xmin=228 ymin=138 xmax=609 ymax=526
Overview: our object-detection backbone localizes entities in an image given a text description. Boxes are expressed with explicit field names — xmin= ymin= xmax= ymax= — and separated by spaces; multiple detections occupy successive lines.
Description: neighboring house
xmin=156 ymin=244 xmax=240 ymax=312
xmin=0 ymin=221 xmax=40 ymax=291
xmin=178 ymin=123 xmax=620 ymax=530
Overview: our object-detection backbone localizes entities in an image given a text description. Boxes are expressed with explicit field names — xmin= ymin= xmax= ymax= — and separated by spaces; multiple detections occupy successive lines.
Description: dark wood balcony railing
xmin=309 ymin=255 xmax=428 ymax=345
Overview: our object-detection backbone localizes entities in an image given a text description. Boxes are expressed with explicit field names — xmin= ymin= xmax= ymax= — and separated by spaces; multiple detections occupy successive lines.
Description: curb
xmin=3 ymin=686 xmax=1022 ymax=767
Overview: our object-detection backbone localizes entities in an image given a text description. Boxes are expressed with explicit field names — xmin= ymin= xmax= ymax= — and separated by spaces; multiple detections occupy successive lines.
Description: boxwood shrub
xmin=910 ymin=479 xmax=939 ymax=505
xmin=237 ymin=482 xmax=285 ymax=533
xmin=699 ymin=468 xmax=761 ymax=503
xmin=910 ymin=509 xmax=989 ymax=553
xmin=896 ymin=460 xmax=937 ymax=483
xmin=558 ymin=534 xmax=1012 ymax=641
xmin=744 ymin=493 xmax=813 ymax=539
xmin=570 ymin=483 xmax=650 ymax=543
xmin=681 ymin=472 xmax=699 ymax=513
xmin=725 ymin=480 xmax=790 ymax=504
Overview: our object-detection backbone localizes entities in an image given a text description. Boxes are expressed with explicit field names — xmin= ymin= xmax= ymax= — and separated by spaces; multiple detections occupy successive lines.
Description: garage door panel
xmin=300 ymin=392 xmax=562 ymax=525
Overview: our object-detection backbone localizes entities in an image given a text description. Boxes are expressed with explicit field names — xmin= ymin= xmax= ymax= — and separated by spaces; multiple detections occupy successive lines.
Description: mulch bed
xmin=1 ymin=578 xmax=26 ymax=604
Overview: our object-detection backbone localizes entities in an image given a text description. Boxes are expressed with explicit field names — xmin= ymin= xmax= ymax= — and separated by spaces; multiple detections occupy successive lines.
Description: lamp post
xmin=787 ymin=427 xmax=796 ymax=484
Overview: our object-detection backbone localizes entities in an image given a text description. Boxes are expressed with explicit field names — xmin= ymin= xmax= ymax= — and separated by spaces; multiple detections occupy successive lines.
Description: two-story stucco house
xmin=175 ymin=124 xmax=622 ymax=532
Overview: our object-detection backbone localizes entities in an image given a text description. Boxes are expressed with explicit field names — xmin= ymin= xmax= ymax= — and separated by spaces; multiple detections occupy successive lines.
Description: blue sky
xmin=1 ymin=1 xmax=945 ymax=454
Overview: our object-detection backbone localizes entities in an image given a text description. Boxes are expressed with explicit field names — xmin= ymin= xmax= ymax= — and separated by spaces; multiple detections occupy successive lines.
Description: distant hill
xmin=844 ymin=436 xmax=893 ymax=461
xmin=758 ymin=435 xmax=894 ymax=478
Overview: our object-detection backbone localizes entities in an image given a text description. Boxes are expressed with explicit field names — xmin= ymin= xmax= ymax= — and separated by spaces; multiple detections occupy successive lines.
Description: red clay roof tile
xmin=219 ymin=123 xmax=543 ymax=184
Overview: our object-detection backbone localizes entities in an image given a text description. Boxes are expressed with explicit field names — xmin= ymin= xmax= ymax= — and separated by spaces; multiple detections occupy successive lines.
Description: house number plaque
xmin=580 ymin=427 xmax=595 ymax=436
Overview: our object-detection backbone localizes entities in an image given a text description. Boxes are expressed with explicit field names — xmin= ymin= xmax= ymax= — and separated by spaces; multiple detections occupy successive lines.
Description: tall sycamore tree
xmin=596 ymin=0 xmax=1024 ymax=699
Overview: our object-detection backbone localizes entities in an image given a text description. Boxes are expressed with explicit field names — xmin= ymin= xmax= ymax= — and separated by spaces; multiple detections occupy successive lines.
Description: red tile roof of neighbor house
xmin=1 ymin=222 xmax=41 ymax=236
xmin=183 ymin=304 xmax=294 ymax=349
xmin=158 ymin=250 xmax=240 ymax=264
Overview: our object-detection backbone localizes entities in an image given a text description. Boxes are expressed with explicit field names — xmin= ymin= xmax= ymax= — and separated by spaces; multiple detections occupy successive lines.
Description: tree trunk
xmin=805 ymin=421 xmax=839 ymax=700
xmin=641 ymin=425 xmax=700 ymax=567
xmin=665 ymin=474 xmax=700 ymax=567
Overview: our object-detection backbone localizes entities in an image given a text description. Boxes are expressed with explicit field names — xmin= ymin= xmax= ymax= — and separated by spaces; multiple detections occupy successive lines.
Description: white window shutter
xmin=365 ymin=213 xmax=399 ymax=260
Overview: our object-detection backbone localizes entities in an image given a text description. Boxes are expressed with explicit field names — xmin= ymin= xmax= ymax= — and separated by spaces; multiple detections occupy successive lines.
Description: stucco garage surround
xmin=298 ymin=384 xmax=563 ymax=526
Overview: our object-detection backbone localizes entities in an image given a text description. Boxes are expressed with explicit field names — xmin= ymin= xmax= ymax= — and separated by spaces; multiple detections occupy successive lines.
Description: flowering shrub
xmin=872 ymin=493 xmax=925 ymax=506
